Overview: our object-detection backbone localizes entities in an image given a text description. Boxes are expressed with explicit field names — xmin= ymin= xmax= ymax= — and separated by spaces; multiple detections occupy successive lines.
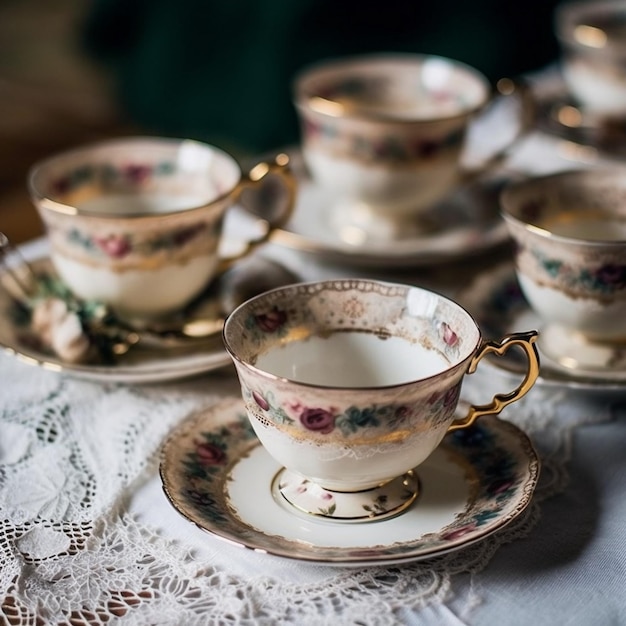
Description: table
xmin=2 ymin=78 xmax=626 ymax=626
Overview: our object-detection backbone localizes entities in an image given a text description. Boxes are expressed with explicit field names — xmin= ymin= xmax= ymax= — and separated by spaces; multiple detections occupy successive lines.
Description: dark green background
xmin=83 ymin=0 xmax=562 ymax=156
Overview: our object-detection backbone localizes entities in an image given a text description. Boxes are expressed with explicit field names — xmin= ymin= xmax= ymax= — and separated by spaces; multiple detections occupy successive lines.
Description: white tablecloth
xmin=2 ymin=84 xmax=626 ymax=625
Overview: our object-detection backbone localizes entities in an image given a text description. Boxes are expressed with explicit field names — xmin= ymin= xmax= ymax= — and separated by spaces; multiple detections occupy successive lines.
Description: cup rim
xmin=222 ymin=278 xmax=483 ymax=391
xmin=292 ymin=52 xmax=491 ymax=124
xmin=555 ymin=0 xmax=626 ymax=54
xmin=500 ymin=168 xmax=626 ymax=245
xmin=27 ymin=136 xmax=243 ymax=220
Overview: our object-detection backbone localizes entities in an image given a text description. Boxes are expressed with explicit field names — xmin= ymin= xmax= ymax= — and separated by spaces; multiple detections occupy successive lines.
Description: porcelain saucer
xmin=159 ymin=397 xmax=540 ymax=567
xmin=270 ymin=171 xmax=512 ymax=269
xmin=459 ymin=263 xmax=626 ymax=391
xmin=0 ymin=257 xmax=231 ymax=383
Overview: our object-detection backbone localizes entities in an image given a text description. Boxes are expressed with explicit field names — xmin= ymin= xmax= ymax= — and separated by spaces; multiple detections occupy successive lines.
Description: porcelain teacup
xmin=223 ymin=279 xmax=539 ymax=522
xmin=501 ymin=168 xmax=626 ymax=372
xmin=556 ymin=0 xmax=626 ymax=118
xmin=293 ymin=53 xmax=532 ymax=241
xmin=28 ymin=137 xmax=297 ymax=319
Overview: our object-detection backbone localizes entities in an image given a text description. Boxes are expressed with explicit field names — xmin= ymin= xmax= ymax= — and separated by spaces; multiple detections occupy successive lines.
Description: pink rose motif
xmin=441 ymin=322 xmax=459 ymax=347
xmin=442 ymin=523 xmax=477 ymax=541
xmin=122 ymin=164 xmax=152 ymax=185
xmin=255 ymin=307 xmax=287 ymax=333
xmin=300 ymin=407 xmax=336 ymax=434
xmin=252 ymin=390 xmax=269 ymax=411
xmin=427 ymin=386 xmax=459 ymax=408
xmin=194 ymin=440 xmax=226 ymax=466
xmin=95 ymin=234 xmax=131 ymax=258
xmin=595 ymin=264 xmax=626 ymax=289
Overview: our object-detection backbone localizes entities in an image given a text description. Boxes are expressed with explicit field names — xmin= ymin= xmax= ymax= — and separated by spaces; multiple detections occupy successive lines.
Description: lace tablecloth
xmin=3 ymin=100 xmax=626 ymax=624
xmin=1 ymin=334 xmax=623 ymax=625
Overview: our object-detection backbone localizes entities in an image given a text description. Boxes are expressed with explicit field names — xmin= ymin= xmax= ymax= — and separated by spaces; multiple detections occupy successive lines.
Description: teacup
xmin=556 ymin=0 xmax=626 ymax=117
xmin=223 ymin=279 xmax=539 ymax=522
xmin=293 ymin=53 xmax=532 ymax=240
xmin=501 ymin=168 xmax=626 ymax=371
xmin=28 ymin=137 xmax=296 ymax=319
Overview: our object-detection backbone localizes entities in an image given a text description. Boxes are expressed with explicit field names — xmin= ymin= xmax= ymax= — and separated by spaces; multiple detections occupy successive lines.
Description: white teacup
xmin=556 ymin=0 xmax=626 ymax=117
xmin=28 ymin=137 xmax=296 ymax=319
xmin=293 ymin=53 xmax=531 ymax=240
xmin=501 ymin=168 xmax=626 ymax=371
xmin=223 ymin=279 xmax=539 ymax=522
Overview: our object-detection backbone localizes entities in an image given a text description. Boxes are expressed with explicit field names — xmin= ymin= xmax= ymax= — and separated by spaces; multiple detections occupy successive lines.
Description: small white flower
xmin=50 ymin=311 xmax=91 ymax=363
xmin=31 ymin=297 xmax=91 ymax=363
xmin=31 ymin=297 xmax=69 ymax=345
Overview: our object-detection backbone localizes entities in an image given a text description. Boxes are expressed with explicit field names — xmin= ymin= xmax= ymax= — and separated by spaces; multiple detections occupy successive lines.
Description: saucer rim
xmin=0 ymin=255 xmax=231 ymax=383
xmin=159 ymin=396 xmax=540 ymax=567
xmin=458 ymin=262 xmax=626 ymax=391
xmin=270 ymin=175 xmax=511 ymax=269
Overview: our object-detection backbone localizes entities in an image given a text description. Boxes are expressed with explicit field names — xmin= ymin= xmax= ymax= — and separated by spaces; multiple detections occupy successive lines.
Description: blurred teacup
xmin=293 ymin=53 xmax=532 ymax=240
xmin=501 ymin=168 xmax=626 ymax=372
xmin=29 ymin=137 xmax=296 ymax=319
xmin=223 ymin=279 xmax=539 ymax=522
xmin=556 ymin=0 xmax=626 ymax=118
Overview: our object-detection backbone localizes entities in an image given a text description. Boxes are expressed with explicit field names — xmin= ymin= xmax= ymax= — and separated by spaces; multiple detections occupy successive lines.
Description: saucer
xmin=458 ymin=263 xmax=626 ymax=391
xmin=0 ymin=257 xmax=231 ymax=383
xmin=270 ymin=171 xmax=512 ymax=269
xmin=159 ymin=397 xmax=540 ymax=567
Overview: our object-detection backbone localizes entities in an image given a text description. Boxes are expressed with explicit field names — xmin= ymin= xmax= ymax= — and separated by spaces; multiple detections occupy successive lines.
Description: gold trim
xmin=448 ymin=330 xmax=540 ymax=431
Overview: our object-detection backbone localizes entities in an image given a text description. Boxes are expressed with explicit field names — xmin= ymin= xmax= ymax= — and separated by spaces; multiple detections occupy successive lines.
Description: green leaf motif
xmin=336 ymin=405 xmax=381 ymax=434
xmin=319 ymin=503 xmax=336 ymax=516
xmin=541 ymin=258 xmax=562 ymax=277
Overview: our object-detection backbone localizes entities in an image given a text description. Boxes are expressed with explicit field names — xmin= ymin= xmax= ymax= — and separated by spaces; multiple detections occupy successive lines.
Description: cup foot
xmin=271 ymin=468 xmax=420 ymax=523
xmin=541 ymin=324 xmax=626 ymax=373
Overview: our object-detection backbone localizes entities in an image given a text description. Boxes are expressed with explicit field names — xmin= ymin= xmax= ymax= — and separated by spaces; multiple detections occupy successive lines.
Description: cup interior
xmin=501 ymin=169 xmax=626 ymax=242
xmin=223 ymin=279 xmax=480 ymax=388
xmin=294 ymin=54 xmax=490 ymax=121
xmin=28 ymin=137 xmax=242 ymax=217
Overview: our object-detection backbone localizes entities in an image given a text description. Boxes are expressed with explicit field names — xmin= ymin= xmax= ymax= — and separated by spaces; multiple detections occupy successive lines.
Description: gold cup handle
xmin=447 ymin=330 xmax=540 ymax=432
xmin=217 ymin=152 xmax=297 ymax=271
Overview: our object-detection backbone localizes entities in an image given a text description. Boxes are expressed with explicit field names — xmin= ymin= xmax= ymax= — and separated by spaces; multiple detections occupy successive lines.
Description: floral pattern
xmin=439 ymin=424 xmax=523 ymax=541
xmin=180 ymin=412 xmax=255 ymax=525
xmin=39 ymin=148 xmax=234 ymax=266
xmin=531 ymin=247 xmax=626 ymax=295
xmin=160 ymin=400 xmax=539 ymax=563
xmin=246 ymin=306 xmax=289 ymax=335
xmin=226 ymin=280 xmax=473 ymax=367
xmin=51 ymin=161 xmax=176 ymax=197
xmin=275 ymin=469 xmax=418 ymax=520
xmin=64 ymin=220 xmax=215 ymax=260
xmin=303 ymin=118 xmax=465 ymax=164
xmin=301 ymin=68 xmax=471 ymax=165
xmin=243 ymin=383 xmax=461 ymax=437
